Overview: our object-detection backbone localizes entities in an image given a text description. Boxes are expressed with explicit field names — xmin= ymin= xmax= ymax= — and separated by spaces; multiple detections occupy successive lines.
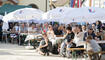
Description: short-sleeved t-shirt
xmin=65 ymin=32 xmax=75 ymax=42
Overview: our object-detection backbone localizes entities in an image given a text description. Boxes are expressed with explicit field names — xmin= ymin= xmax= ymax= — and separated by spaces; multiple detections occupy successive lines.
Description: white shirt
xmin=28 ymin=27 xmax=36 ymax=33
xmin=47 ymin=30 xmax=55 ymax=40
xmin=73 ymin=32 xmax=84 ymax=46
xmin=14 ymin=26 xmax=19 ymax=32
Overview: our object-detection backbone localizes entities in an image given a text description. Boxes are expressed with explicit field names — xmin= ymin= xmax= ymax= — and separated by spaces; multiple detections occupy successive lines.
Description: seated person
xmin=19 ymin=23 xmax=28 ymax=45
xmin=54 ymin=25 xmax=64 ymax=37
xmin=28 ymin=24 xmax=36 ymax=33
xmin=95 ymin=32 xmax=102 ymax=41
xmin=24 ymin=24 xmax=38 ymax=46
xmin=35 ymin=24 xmax=42 ymax=34
xmin=47 ymin=25 xmax=56 ymax=46
xmin=73 ymin=26 xmax=85 ymax=55
xmin=9 ymin=23 xmax=19 ymax=44
xmin=85 ymin=35 xmax=101 ymax=52
xmin=38 ymin=32 xmax=52 ymax=56
xmin=19 ymin=23 xmax=28 ymax=33
xmin=84 ymin=28 xmax=97 ymax=41
xmin=85 ymin=35 xmax=101 ymax=60
xmin=73 ymin=26 xmax=84 ymax=47
xmin=60 ymin=26 xmax=75 ymax=58
xmin=47 ymin=25 xmax=63 ymax=46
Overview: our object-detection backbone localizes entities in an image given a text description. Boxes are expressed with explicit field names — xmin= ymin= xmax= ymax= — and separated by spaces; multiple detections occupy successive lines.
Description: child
xmin=85 ymin=35 xmax=101 ymax=60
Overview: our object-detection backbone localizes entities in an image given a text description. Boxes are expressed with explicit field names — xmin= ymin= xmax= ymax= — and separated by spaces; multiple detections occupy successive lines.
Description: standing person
xmin=0 ymin=20 xmax=3 ymax=42
xmin=60 ymin=26 xmax=75 ymax=58
xmin=38 ymin=32 xmax=52 ymax=56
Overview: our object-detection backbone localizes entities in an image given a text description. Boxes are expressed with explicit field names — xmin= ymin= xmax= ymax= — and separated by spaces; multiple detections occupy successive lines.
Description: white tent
xmin=2 ymin=8 xmax=44 ymax=30
xmin=3 ymin=8 xmax=44 ymax=23
xmin=42 ymin=7 xmax=74 ymax=23
xmin=63 ymin=7 xmax=105 ymax=24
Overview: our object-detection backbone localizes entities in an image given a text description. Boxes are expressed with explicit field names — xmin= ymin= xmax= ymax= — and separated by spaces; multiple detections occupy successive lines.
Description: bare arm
xmin=39 ymin=39 xmax=48 ymax=48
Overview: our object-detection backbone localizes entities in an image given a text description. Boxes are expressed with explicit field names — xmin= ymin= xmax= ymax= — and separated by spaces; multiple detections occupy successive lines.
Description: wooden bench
xmin=85 ymin=51 xmax=105 ymax=60
xmin=67 ymin=48 xmax=105 ymax=60
xmin=67 ymin=48 xmax=86 ymax=59
xmin=67 ymin=48 xmax=86 ymax=51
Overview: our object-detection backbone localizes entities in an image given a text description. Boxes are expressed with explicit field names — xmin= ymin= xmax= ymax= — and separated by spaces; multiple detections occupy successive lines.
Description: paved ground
xmin=0 ymin=43 xmax=105 ymax=60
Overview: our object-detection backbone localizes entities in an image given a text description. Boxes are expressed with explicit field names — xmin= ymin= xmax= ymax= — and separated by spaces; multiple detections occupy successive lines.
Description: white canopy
xmin=3 ymin=8 xmax=44 ymax=22
xmin=2 ymin=8 xmax=44 ymax=30
xmin=63 ymin=7 xmax=105 ymax=24
xmin=42 ymin=7 xmax=74 ymax=23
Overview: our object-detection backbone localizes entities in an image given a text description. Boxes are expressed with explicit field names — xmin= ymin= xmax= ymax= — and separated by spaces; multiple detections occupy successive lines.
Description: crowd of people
xmin=0 ymin=20 xmax=105 ymax=60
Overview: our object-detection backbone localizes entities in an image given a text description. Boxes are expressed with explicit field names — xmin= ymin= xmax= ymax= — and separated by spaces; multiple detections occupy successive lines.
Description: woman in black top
xmin=38 ymin=32 xmax=52 ymax=56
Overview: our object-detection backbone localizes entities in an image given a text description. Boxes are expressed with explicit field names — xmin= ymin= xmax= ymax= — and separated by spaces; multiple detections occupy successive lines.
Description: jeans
xmin=60 ymin=40 xmax=76 ymax=57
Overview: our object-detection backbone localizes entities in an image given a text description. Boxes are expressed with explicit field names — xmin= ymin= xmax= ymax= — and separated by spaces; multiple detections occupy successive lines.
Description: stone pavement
xmin=0 ymin=43 xmax=105 ymax=60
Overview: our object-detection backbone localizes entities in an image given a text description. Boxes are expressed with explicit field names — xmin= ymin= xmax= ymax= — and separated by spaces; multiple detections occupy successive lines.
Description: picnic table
xmin=24 ymin=33 xmax=42 ymax=42
xmin=66 ymin=41 xmax=105 ymax=60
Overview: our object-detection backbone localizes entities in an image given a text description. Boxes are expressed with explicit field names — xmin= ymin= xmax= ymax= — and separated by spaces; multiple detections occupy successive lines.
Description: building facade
xmin=19 ymin=0 xmax=105 ymax=11
xmin=18 ymin=0 xmax=50 ymax=12
xmin=83 ymin=0 xmax=105 ymax=8
xmin=0 ymin=0 xmax=105 ymax=12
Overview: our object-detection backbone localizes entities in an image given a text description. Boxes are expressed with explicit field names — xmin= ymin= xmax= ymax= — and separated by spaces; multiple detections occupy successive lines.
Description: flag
xmin=77 ymin=0 xmax=82 ymax=8
xmin=70 ymin=0 xmax=76 ymax=8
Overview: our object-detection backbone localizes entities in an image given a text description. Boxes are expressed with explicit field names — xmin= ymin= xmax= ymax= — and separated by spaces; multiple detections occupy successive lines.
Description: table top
xmin=55 ymin=37 xmax=64 ymax=40
xmin=96 ymin=40 xmax=105 ymax=43
xmin=67 ymin=48 xmax=86 ymax=51
xmin=20 ymin=33 xmax=42 ymax=36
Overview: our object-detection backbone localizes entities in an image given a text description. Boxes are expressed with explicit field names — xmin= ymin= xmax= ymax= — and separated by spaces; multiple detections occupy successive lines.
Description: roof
xmin=0 ymin=4 xmax=32 ymax=15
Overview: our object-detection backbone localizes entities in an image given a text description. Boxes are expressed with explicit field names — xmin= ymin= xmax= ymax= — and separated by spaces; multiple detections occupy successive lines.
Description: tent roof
xmin=0 ymin=4 xmax=32 ymax=15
